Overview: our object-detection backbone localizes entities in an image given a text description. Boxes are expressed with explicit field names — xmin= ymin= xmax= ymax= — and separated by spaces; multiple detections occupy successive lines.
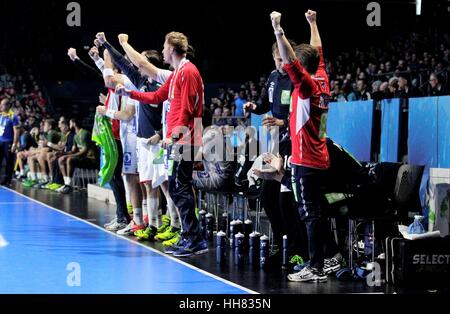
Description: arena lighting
xmin=416 ymin=0 xmax=422 ymax=15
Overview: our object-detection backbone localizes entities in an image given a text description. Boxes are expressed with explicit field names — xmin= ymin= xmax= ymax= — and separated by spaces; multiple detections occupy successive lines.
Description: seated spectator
xmin=192 ymin=127 xmax=235 ymax=191
xmin=397 ymin=76 xmax=422 ymax=98
xmin=355 ymin=79 xmax=371 ymax=100
xmin=427 ymin=73 xmax=448 ymax=96
xmin=388 ymin=77 xmax=399 ymax=96
xmin=57 ymin=118 xmax=99 ymax=194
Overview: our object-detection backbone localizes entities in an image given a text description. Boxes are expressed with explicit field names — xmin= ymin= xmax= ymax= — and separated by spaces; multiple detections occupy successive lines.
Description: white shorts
xmin=136 ymin=137 xmax=168 ymax=188
xmin=121 ymin=132 xmax=138 ymax=175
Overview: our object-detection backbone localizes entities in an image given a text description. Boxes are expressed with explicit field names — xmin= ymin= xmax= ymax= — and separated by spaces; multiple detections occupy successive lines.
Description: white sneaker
xmin=106 ymin=221 xmax=128 ymax=232
xmin=104 ymin=217 xmax=118 ymax=229
xmin=288 ymin=267 xmax=327 ymax=282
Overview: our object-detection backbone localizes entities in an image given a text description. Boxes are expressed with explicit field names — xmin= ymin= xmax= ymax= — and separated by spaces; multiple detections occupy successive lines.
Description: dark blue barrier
xmin=327 ymin=100 xmax=374 ymax=162
xmin=380 ymin=98 xmax=400 ymax=162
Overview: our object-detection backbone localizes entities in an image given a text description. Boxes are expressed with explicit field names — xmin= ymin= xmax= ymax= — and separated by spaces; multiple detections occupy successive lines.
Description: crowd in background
xmin=0 ymin=64 xmax=51 ymax=132
xmin=207 ymin=31 xmax=450 ymax=118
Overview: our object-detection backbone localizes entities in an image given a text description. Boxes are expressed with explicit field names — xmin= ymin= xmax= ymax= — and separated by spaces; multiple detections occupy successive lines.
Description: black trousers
xmin=260 ymin=180 xmax=308 ymax=257
xmin=0 ymin=141 xmax=14 ymax=185
xmin=109 ymin=139 xmax=130 ymax=224
xmin=168 ymin=145 xmax=202 ymax=242
xmin=260 ymin=139 xmax=308 ymax=257
xmin=292 ymin=165 xmax=327 ymax=270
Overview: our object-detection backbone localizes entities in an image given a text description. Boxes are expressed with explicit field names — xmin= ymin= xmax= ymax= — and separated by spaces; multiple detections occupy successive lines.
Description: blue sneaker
xmin=173 ymin=238 xmax=208 ymax=258
xmin=164 ymin=237 xmax=188 ymax=255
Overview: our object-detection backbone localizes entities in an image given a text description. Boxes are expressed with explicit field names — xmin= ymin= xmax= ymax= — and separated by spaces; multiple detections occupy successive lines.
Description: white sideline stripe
xmin=1 ymin=186 xmax=257 ymax=295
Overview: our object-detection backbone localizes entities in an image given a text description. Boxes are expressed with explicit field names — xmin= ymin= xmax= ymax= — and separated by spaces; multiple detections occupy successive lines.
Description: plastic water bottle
xmin=234 ymin=219 xmax=243 ymax=238
xmin=260 ymin=234 xmax=269 ymax=269
xmin=205 ymin=213 xmax=214 ymax=241
xmin=220 ymin=212 xmax=228 ymax=237
xmin=408 ymin=215 xmax=426 ymax=234
xmin=249 ymin=232 xmax=260 ymax=266
xmin=234 ymin=233 xmax=245 ymax=265
xmin=229 ymin=220 xmax=238 ymax=248
xmin=199 ymin=210 xmax=207 ymax=239
xmin=244 ymin=219 xmax=253 ymax=249
xmin=216 ymin=231 xmax=227 ymax=264
xmin=282 ymin=235 xmax=289 ymax=267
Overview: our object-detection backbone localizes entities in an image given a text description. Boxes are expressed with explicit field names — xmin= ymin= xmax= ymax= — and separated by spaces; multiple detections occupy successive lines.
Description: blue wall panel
xmin=380 ymin=98 xmax=400 ymax=162
xmin=408 ymin=97 xmax=439 ymax=167
xmin=327 ymin=100 xmax=373 ymax=162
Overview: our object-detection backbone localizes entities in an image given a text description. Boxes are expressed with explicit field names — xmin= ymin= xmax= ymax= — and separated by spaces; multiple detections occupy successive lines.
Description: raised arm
xmin=102 ymin=50 xmax=124 ymax=89
xmin=115 ymin=79 xmax=170 ymax=105
xmin=270 ymin=12 xmax=296 ymax=64
xmin=67 ymin=48 xmax=102 ymax=79
xmin=306 ymin=10 xmax=322 ymax=47
xmin=96 ymin=32 xmax=144 ymax=88
xmin=118 ymin=34 xmax=161 ymax=81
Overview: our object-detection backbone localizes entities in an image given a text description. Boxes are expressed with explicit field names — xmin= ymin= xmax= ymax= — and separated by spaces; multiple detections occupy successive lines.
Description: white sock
xmin=124 ymin=176 xmax=131 ymax=204
xmin=43 ymin=174 xmax=49 ymax=182
xmin=133 ymin=208 xmax=144 ymax=226
xmin=30 ymin=172 xmax=37 ymax=180
xmin=64 ymin=177 xmax=72 ymax=186
xmin=148 ymin=196 xmax=161 ymax=228
xmin=142 ymin=199 xmax=148 ymax=214
xmin=167 ymin=198 xmax=181 ymax=229
xmin=20 ymin=170 xmax=25 ymax=176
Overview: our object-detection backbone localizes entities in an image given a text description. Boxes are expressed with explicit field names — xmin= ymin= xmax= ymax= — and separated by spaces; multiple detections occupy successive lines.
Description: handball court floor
xmin=0 ymin=182 xmax=389 ymax=294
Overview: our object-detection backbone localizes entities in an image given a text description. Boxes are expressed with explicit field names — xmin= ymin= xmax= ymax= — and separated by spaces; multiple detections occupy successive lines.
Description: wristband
xmin=106 ymin=109 xmax=116 ymax=119
xmin=95 ymin=58 xmax=105 ymax=70
xmin=103 ymin=68 xmax=114 ymax=79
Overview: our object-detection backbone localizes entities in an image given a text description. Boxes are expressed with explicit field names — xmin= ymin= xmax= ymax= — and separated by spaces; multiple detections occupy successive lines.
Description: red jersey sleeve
xmin=315 ymin=47 xmax=327 ymax=79
xmin=314 ymin=47 xmax=330 ymax=94
xmin=129 ymin=74 xmax=172 ymax=104
xmin=283 ymin=59 xmax=314 ymax=98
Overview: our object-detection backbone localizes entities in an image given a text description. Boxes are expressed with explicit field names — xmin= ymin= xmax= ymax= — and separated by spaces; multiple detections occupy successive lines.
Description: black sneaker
xmin=173 ymin=238 xmax=209 ymax=258
xmin=323 ymin=253 xmax=343 ymax=274
xmin=60 ymin=185 xmax=73 ymax=194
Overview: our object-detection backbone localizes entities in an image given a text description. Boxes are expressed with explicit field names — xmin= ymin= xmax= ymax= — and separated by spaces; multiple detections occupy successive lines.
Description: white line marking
xmin=0 ymin=233 xmax=9 ymax=247
xmin=0 ymin=186 xmax=257 ymax=294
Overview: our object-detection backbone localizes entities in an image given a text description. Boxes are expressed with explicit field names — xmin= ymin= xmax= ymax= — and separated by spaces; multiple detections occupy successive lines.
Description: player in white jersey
xmin=95 ymin=49 xmax=146 ymax=235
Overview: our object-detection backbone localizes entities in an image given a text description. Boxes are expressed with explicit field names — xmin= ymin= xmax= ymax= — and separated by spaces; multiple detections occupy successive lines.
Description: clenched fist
xmin=270 ymin=11 xmax=282 ymax=31
xmin=118 ymin=34 xmax=129 ymax=45
xmin=96 ymin=32 xmax=107 ymax=45
xmin=88 ymin=46 xmax=100 ymax=61
xmin=305 ymin=10 xmax=317 ymax=24
xmin=67 ymin=48 xmax=79 ymax=61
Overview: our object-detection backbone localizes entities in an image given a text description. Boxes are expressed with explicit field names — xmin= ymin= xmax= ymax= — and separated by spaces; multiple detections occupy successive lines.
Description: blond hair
xmin=165 ymin=31 xmax=189 ymax=56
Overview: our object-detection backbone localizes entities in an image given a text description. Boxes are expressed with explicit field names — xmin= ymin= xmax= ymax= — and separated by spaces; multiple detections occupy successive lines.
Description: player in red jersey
xmin=115 ymin=32 xmax=207 ymax=257
xmin=271 ymin=10 xmax=331 ymax=282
